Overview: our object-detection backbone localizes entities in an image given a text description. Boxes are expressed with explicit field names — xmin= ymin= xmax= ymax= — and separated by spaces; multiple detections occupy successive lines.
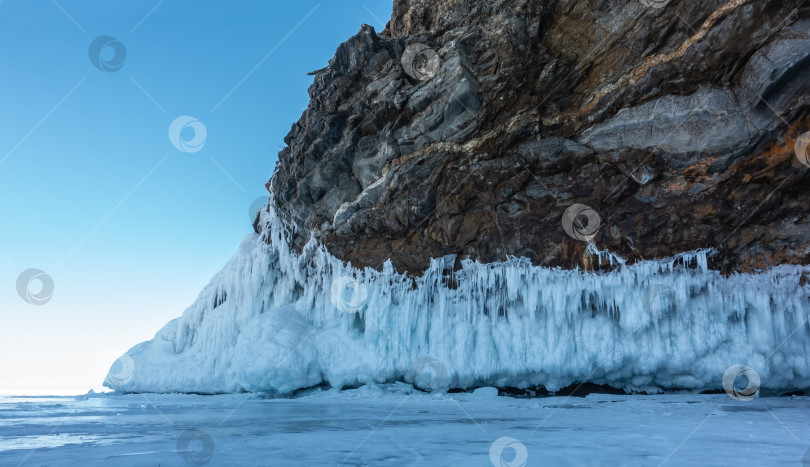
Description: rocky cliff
xmin=107 ymin=0 xmax=810 ymax=395
xmin=266 ymin=0 xmax=810 ymax=275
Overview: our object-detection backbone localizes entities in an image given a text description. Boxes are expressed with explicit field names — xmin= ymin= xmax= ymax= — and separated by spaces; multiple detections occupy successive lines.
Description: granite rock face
xmin=266 ymin=0 xmax=810 ymax=274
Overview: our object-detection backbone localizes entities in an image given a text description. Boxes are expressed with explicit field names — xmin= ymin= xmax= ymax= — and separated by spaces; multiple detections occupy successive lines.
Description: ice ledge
xmin=105 ymin=205 xmax=810 ymax=395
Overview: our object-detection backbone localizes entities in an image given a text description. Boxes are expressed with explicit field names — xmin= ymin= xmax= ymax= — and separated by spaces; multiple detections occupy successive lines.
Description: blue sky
xmin=0 ymin=0 xmax=393 ymax=395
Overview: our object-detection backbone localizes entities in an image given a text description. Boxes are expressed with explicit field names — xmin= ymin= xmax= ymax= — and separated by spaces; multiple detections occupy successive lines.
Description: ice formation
xmin=105 ymin=202 xmax=810 ymax=394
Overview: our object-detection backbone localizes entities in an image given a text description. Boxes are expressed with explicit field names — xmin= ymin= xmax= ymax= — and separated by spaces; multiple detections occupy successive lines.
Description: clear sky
xmin=0 ymin=0 xmax=393 ymax=395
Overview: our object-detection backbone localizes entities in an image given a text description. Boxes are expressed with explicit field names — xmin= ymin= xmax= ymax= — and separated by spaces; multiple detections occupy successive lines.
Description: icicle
xmin=105 ymin=202 xmax=810 ymax=395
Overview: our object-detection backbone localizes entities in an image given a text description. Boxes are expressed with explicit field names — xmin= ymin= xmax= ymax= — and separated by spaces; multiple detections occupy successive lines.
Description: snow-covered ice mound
xmin=105 ymin=204 xmax=810 ymax=394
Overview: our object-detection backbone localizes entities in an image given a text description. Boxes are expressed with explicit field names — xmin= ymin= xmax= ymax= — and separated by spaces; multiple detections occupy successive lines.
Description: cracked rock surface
xmin=265 ymin=0 xmax=810 ymax=274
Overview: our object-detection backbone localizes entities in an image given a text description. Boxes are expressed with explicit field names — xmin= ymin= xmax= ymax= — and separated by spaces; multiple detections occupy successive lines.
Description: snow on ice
xmin=3 ymin=390 xmax=810 ymax=466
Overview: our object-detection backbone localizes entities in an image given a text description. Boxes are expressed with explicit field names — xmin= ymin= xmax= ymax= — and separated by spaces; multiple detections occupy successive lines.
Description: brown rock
xmin=264 ymin=0 xmax=810 ymax=275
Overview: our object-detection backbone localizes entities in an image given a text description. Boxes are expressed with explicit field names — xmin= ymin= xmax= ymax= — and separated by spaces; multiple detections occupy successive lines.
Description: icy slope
xmin=105 ymin=205 xmax=810 ymax=394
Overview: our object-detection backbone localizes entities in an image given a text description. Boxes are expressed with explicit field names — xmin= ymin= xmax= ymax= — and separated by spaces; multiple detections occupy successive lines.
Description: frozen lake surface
xmin=2 ymin=385 xmax=809 ymax=466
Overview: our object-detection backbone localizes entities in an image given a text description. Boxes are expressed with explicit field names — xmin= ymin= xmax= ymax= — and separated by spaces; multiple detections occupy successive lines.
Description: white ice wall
xmin=105 ymin=203 xmax=810 ymax=394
